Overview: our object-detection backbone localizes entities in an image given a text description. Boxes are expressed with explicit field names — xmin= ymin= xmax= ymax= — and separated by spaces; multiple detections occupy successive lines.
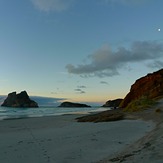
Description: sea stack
xmin=1 ymin=91 xmax=38 ymax=108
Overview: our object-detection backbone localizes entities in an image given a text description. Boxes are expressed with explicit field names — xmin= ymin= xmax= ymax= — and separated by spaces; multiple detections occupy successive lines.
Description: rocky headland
xmin=1 ymin=91 xmax=38 ymax=108
xmin=102 ymin=98 xmax=123 ymax=108
xmin=58 ymin=101 xmax=91 ymax=108
xmin=77 ymin=68 xmax=163 ymax=122
xmin=120 ymin=68 xmax=163 ymax=109
xmin=77 ymin=109 xmax=124 ymax=122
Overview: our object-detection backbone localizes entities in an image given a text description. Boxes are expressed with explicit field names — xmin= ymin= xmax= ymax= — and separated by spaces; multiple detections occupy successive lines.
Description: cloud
xmin=77 ymin=85 xmax=87 ymax=89
xmin=100 ymin=81 xmax=109 ymax=85
xmin=74 ymin=88 xmax=86 ymax=94
xmin=66 ymin=41 xmax=163 ymax=77
xmin=0 ymin=96 xmax=6 ymax=105
xmin=147 ymin=61 xmax=163 ymax=69
xmin=102 ymin=0 xmax=148 ymax=5
xmin=31 ymin=96 xmax=66 ymax=106
xmin=74 ymin=86 xmax=86 ymax=94
xmin=31 ymin=0 xmax=73 ymax=12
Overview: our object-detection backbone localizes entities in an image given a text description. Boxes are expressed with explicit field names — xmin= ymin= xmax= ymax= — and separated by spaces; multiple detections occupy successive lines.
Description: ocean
xmin=0 ymin=106 xmax=110 ymax=120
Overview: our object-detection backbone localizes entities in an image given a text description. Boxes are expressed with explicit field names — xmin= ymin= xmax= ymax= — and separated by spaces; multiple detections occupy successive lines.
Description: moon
xmin=158 ymin=28 xmax=161 ymax=32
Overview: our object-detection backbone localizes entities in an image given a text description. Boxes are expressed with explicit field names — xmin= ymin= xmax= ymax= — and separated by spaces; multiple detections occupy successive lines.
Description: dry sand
xmin=0 ymin=113 xmax=154 ymax=163
xmin=98 ymin=99 xmax=163 ymax=163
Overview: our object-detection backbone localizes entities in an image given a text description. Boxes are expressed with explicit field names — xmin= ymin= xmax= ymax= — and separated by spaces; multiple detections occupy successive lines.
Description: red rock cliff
xmin=120 ymin=69 xmax=163 ymax=108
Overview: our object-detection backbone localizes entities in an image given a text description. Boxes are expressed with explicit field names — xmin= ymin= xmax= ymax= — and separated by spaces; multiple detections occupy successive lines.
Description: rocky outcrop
xmin=1 ymin=91 xmax=38 ymax=108
xmin=120 ymin=69 xmax=163 ymax=108
xmin=58 ymin=101 xmax=91 ymax=108
xmin=102 ymin=98 xmax=123 ymax=108
xmin=76 ymin=109 xmax=124 ymax=122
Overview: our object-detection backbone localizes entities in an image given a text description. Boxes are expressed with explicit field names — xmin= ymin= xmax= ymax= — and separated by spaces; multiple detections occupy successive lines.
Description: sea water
xmin=0 ymin=106 xmax=110 ymax=120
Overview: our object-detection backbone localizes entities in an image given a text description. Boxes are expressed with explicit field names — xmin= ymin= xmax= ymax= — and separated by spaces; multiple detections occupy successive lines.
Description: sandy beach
xmin=0 ymin=113 xmax=154 ymax=163
xmin=98 ymin=99 xmax=163 ymax=163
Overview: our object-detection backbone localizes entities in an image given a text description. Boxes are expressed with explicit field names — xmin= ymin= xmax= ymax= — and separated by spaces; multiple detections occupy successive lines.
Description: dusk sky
xmin=0 ymin=0 xmax=163 ymax=105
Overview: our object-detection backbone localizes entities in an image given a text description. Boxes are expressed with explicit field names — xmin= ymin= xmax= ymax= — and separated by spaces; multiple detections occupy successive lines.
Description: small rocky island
xmin=58 ymin=101 xmax=91 ymax=108
xmin=1 ymin=91 xmax=38 ymax=108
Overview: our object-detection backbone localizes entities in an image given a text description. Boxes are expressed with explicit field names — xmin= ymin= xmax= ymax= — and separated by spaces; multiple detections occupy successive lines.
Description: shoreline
xmin=0 ymin=112 xmax=154 ymax=163
xmin=0 ymin=106 xmax=110 ymax=121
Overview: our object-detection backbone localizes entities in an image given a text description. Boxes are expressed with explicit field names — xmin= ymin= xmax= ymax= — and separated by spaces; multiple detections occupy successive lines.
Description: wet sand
xmin=0 ymin=114 xmax=154 ymax=163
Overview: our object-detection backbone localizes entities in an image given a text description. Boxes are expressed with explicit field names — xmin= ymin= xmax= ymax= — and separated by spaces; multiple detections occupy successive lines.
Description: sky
xmin=0 ymin=0 xmax=163 ymax=105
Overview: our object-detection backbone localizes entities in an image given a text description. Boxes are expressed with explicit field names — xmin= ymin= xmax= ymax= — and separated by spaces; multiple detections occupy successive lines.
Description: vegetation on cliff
xmin=123 ymin=96 xmax=156 ymax=112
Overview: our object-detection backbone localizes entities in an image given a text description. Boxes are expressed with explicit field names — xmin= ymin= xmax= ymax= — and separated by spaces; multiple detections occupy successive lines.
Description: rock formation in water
xmin=58 ymin=101 xmax=91 ymax=107
xmin=1 ymin=91 xmax=38 ymax=108
xmin=120 ymin=69 xmax=163 ymax=108
xmin=102 ymin=99 xmax=123 ymax=108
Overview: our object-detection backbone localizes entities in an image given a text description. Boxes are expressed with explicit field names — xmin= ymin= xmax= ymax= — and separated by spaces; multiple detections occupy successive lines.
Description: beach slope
xmin=0 ymin=114 xmax=153 ymax=163
xmin=98 ymin=99 xmax=163 ymax=163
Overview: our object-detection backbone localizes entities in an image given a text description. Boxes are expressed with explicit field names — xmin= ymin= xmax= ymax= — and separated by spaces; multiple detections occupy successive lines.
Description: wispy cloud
xmin=31 ymin=0 xmax=74 ymax=12
xmin=147 ymin=60 xmax=163 ymax=69
xmin=66 ymin=41 xmax=163 ymax=77
xmin=31 ymin=96 xmax=66 ymax=106
xmin=74 ymin=88 xmax=86 ymax=94
xmin=102 ymin=0 xmax=148 ymax=5
xmin=100 ymin=81 xmax=109 ymax=85
xmin=74 ymin=85 xmax=87 ymax=94
xmin=77 ymin=85 xmax=87 ymax=89
xmin=31 ymin=0 xmax=148 ymax=12
xmin=0 ymin=96 xmax=6 ymax=105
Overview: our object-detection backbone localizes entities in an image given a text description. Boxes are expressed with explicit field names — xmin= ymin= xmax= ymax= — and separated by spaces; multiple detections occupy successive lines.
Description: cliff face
xmin=1 ymin=91 xmax=38 ymax=108
xmin=120 ymin=69 xmax=163 ymax=108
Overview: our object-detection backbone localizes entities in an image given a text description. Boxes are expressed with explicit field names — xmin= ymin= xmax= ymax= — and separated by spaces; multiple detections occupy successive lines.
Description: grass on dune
xmin=123 ymin=96 xmax=156 ymax=112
